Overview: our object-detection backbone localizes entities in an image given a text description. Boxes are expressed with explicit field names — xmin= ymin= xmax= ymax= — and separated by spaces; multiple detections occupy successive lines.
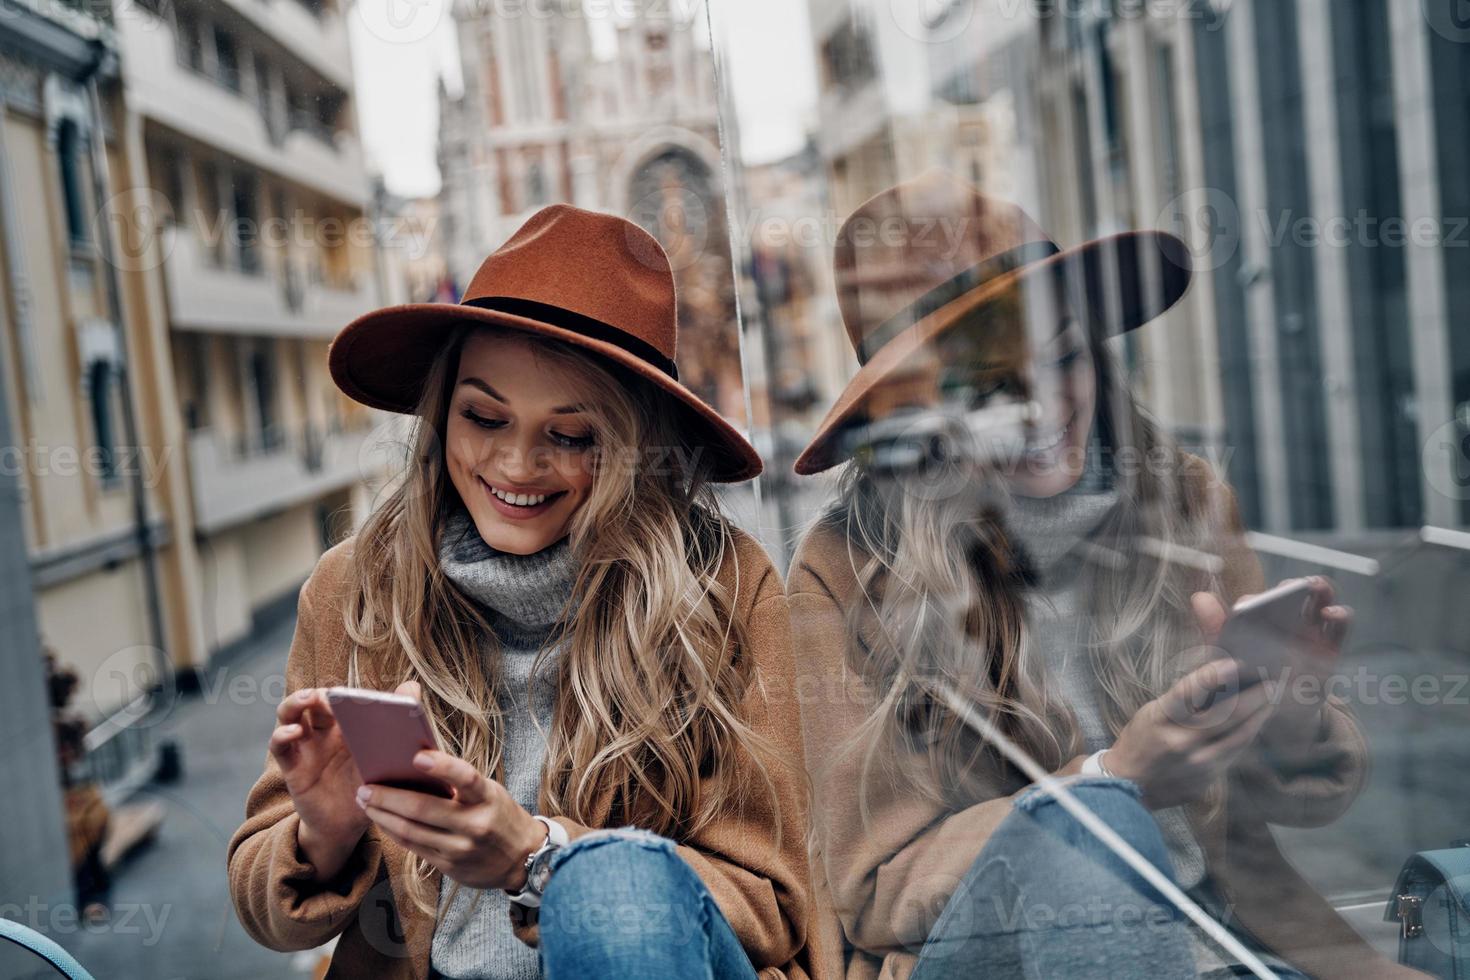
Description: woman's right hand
xmin=1104 ymin=658 xmax=1277 ymax=810
xmin=270 ymin=686 xmax=375 ymax=880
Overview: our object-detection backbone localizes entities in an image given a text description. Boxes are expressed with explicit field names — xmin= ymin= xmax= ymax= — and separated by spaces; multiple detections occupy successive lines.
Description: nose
xmin=493 ymin=430 xmax=548 ymax=482
xmin=1028 ymin=359 xmax=1074 ymax=428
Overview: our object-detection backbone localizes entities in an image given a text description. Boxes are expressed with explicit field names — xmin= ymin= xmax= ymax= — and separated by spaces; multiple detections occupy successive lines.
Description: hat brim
xmin=794 ymin=230 xmax=1193 ymax=476
xmin=329 ymin=302 xmax=763 ymax=483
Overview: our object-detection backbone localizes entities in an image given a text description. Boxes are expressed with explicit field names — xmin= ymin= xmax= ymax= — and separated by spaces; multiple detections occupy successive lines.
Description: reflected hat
xmin=329 ymin=203 xmax=761 ymax=482
xmin=793 ymin=171 xmax=1193 ymax=476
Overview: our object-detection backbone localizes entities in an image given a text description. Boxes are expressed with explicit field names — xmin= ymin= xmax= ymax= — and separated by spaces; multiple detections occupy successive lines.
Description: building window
xmin=215 ymin=27 xmax=241 ymax=92
xmin=87 ymin=360 xmax=119 ymax=486
xmin=249 ymin=342 xmax=280 ymax=451
xmin=232 ymin=171 xmax=261 ymax=274
xmin=526 ymin=160 xmax=547 ymax=207
xmin=176 ymin=11 xmax=205 ymax=73
xmin=56 ymin=119 xmax=90 ymax=247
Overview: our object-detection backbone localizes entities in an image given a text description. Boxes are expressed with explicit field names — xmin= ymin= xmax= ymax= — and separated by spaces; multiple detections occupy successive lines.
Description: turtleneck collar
xmin=438 ymin=502 xmax=579 ymax=647
xmin=997 ymin=431 xmax=1120 ymax=583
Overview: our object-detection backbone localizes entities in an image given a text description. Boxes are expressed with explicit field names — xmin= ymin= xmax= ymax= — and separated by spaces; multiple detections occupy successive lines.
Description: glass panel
xmin=707 ymin=0 xmax=1470 ymax=975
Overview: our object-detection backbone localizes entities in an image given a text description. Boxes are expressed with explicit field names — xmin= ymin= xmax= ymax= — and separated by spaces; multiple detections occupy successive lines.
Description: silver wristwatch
xmin=505 ymin=815 xmax=568 ymax=908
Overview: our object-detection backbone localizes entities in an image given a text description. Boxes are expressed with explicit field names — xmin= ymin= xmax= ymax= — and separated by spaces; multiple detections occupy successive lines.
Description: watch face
xmin=529 ymin=846 xmax=558 ymax=895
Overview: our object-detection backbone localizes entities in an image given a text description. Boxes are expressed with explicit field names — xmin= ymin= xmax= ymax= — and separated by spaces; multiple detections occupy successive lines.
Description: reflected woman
xmin=228 ymin=205 xmax=814 ymax=979
xmin=788 ymin=173 xmax=1410 ymax=980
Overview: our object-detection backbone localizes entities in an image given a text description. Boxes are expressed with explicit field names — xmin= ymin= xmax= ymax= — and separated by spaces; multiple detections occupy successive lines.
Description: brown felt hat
xmin=329 ymin=203 xmax=761 ymax=482
xmin=793 ymin=171 xmax=1194 ymax=476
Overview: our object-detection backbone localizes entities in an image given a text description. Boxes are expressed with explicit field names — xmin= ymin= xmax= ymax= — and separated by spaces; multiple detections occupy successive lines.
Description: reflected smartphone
xmin=1216 ymin=579 xmax=1318 ymax=691
xmin=326 ymin=687 xmax=453 ymax=798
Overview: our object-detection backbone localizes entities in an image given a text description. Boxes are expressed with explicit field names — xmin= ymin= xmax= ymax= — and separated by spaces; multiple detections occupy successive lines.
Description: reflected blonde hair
xmin=342 ymin=325 xmax=776 ymax=913
xmin=825 ymin=305 xmax=1232 ymax=811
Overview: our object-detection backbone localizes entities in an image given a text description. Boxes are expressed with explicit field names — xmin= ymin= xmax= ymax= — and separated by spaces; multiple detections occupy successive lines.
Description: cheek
xmin=560 ymin=455 xmax=595 ymax=501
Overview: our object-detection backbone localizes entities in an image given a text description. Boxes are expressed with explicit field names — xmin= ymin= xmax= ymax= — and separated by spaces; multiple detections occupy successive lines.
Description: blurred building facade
xmin=105 ymin=0 xmax=387 ymax=692
xmin=437 ymin=4 xmax=748 ymax=419
xmin=802 ymin=0 xmax=1470 ymax=538
xmin=0 ymin=0 xmax=125 ymax=909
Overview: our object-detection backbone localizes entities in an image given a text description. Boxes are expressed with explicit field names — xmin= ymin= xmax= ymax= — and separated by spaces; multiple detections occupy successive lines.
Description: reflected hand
xmin=357 ymin=749 xmax=546 ymax=891
xmin=1192 ymin=580 xmax=1348 ymax=751
xmin=1105 ymin=658 xmax=1277 ymax=810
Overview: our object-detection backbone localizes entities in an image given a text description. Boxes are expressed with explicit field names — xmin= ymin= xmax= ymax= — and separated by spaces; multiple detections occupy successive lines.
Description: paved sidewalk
xmin=53 ymin=612 xmax=311 ymax=980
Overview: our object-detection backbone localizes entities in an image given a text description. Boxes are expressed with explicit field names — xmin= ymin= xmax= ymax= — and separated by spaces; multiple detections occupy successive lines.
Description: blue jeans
xmin=912 ymin=778 xmax=1198 ymax=980
xmin=538 ymin=829 xmax=758 ymax=980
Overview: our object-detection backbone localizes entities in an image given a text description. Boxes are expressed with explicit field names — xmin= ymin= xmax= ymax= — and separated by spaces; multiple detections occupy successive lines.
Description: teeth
xmin=1027 ymin=421 xmax=1070 ymax=454
xmin=489 ymin=485 xmax=548 ymax=507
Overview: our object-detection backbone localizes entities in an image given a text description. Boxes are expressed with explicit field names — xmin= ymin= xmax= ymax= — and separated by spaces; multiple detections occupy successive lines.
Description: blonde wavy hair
xmin=823 ymin=294 xmax=1235 ymax=812
xmin=342 ymin=324 xmax=777 ymax=913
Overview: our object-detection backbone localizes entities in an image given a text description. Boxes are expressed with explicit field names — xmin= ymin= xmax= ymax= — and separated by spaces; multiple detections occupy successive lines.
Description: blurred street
xmin=51 ymin=615 xmax=305 ymax=980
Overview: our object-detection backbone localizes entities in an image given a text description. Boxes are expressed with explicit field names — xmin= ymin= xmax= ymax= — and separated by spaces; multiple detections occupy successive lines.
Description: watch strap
xmin=505 ymin=815 xmax=567 ymax=908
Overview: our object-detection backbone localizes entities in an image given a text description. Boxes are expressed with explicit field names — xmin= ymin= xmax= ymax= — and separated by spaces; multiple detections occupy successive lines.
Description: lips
xmin=1025 ymin=413 xmax=1076 ymax=456
xmin=477 ymin=476 xmax=565 ymax=520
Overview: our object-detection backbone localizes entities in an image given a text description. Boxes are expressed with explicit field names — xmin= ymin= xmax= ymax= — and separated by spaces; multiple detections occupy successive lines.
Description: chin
xmin=1008 ymin=455 xmax=1087 ymax=498
xmin=468 ymin=510 xmax=567 ymax=556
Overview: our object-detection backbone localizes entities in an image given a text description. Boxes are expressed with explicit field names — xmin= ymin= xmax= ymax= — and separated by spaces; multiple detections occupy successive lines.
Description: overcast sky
xmin=347 ymin=0 xmax=819 ymax=199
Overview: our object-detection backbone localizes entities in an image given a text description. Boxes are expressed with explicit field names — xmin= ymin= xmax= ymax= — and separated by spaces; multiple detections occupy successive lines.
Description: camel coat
xmin=227 ymin=528 xmax=818 ymax=980
xmin=788 ymin=458 xmax=1414 ymax=980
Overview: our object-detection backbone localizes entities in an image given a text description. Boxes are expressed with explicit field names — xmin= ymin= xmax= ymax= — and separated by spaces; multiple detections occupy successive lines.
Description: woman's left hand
xmin=1191 ymin=576 xmax=1351 ymax=751
xmin=356 ymin=749 xmax=548 ymax=891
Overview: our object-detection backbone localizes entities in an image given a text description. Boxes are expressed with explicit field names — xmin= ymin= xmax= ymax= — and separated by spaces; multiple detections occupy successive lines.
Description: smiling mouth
xmin=478 ymin=477 xmax=566 ymax=510
xmin=1025 ymin=414 xmax=1076 ymax=455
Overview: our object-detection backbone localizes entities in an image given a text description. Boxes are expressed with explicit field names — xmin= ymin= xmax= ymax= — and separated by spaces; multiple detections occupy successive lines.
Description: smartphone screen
xmin=326 ymin=687 xmax=453 ymax=798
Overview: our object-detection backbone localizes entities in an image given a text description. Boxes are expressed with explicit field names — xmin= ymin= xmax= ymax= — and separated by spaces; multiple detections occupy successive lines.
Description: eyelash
xmin=458 ymin=407 xmax=595 ymax=449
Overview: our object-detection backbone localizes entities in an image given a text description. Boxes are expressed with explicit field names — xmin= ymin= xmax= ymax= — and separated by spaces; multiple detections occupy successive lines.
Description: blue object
xmin=539 ymin=828 xmax=758 ymax=980
xmin=1386 ymin=841 xmax=1470 ymax=978
xmin=0 ymin=916 xmax=97 ymax=980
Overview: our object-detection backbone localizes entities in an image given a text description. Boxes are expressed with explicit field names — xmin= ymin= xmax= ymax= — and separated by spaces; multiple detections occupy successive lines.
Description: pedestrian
xmin=228 ymin=205 xmax=816 ymax=980
xmin=787 ymin=172 xmax=1410 ymax=980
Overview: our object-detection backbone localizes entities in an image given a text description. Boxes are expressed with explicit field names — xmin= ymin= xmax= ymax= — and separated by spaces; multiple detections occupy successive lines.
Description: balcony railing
xmin=162 ymin=227 xmax=378 ymax=338
xmin=187 ymin=422 xmax=382 ymax=534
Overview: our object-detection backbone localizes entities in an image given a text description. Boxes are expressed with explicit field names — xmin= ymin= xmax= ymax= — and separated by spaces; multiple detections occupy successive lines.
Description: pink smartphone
xmin=326 ymin=687 xmax=453 ymax=798
xmin=1216 ymin=579 xmax=1318 ymax=690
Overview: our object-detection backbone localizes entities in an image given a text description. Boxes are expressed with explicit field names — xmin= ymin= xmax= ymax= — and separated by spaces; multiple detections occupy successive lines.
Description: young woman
xmin=228 ymin=205 xmax=815 ymax=980
xmin=788 ymin=174 xmax=1410 ymax=980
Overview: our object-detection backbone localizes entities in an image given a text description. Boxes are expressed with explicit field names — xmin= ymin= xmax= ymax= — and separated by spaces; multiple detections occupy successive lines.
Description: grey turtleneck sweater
xmin=429 ymin=506 xmax=576 ymax=980
xmin=1001 ymin=483 xmax=1206 ymax=891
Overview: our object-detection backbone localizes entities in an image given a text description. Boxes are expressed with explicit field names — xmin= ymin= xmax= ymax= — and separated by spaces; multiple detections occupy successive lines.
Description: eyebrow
xmin=457 ymin=377 xmax=584 ymax=415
